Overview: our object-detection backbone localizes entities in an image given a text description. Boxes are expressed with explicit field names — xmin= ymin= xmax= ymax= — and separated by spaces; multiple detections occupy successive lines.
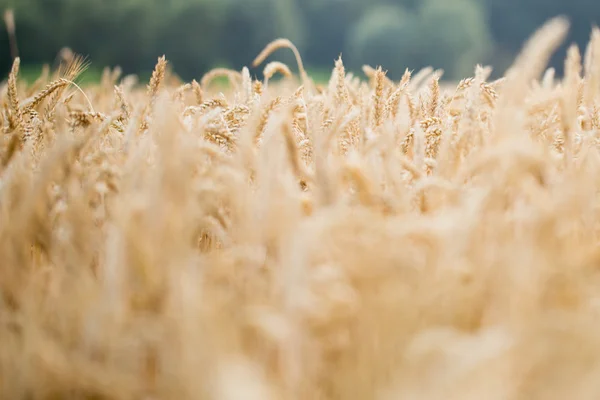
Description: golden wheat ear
xmin=333 ymin=56 xmax=350 ymax=106
xmin=43 ymin=53 xmax=91 ymax=118
xmin=147 ymin=55 xmax=167 ymax=99
xmin=253 ymin=38 xmax=309 ymax=85
xmin=200 ymin=67 xmax=242 ymax=91
xmin=7 ymin=57 xmax=21 ymax=112
xmin=21 ymin=79 xmax=70 ymax=112
xmin=263 ymin=61 xmax=292 ymax=89
xmin=372 ymin=66 xmax=387 ymax=129
xmin=6 ymin=57 xmax=25 ymax=132
xmin=583 ymin=26 xmax=600 ymax=106
xmin=491 ymin=16 xmax=570 ymax=144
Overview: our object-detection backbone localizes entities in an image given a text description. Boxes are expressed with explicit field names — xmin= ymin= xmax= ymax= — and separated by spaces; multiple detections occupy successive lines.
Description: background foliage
xmin=0 ymin=0 xmax=598 ymax=80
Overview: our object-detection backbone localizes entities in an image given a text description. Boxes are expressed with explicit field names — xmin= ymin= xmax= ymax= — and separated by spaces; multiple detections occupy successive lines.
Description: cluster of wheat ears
xmin=2 ymin=15 xmax=600 ymax=400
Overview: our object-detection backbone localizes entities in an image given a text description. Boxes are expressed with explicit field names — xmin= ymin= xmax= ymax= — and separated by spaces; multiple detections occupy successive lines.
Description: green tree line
xmin=0 ymin=0 xmax=598 ymax=81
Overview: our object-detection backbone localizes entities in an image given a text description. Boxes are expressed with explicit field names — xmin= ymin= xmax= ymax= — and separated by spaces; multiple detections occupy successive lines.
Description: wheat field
xmin=2 ymin=16 xmax=600 ymax=400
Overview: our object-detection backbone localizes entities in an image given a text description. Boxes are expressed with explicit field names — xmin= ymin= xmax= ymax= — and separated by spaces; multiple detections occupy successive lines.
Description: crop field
xmin=2 ymin=16 xmax=600 ymax=400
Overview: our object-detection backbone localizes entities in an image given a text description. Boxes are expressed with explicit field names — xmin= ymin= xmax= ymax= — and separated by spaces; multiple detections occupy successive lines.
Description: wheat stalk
xmin=253 ymin=38 xmax=309 ymax=86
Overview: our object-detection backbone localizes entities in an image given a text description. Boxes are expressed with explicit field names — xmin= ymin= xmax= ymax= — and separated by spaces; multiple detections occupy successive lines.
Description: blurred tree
xmin=380 ymin=0 xmax=420 ymax=11
xmin=346 ymin=4 xmax=420 ymax=79
xmin=0 ymin=0 xmax=157 ymax=75
xmin=346 ymin=0 xmax=492 ymax=80
xmin=219 ymin=0 xmax=306 ymax=76
xmin=489 ymin=0 xmax=600 ymax=74
xmin=302 ymin=0 xmax=370 ymax=67
xmin=152 ymin=0 xmax=227 ymax=79
xmin=1 ymin=0 xmax=599 ymax=80
xmin=419 ymin=0 xmax=492 ymax=78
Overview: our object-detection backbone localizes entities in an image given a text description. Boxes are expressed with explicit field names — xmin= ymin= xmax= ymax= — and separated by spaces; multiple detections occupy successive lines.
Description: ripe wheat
xmin=2 ymin=16 xmax=600 ymax=400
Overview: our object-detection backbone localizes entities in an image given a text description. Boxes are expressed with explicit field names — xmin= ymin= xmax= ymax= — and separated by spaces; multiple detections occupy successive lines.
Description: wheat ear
xmin=252 ymin=38 xmax=308 ymax=86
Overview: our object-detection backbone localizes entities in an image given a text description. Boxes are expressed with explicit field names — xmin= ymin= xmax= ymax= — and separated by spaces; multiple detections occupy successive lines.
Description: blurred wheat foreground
xmin=3 ymin=15 xmax=600 ymax=400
